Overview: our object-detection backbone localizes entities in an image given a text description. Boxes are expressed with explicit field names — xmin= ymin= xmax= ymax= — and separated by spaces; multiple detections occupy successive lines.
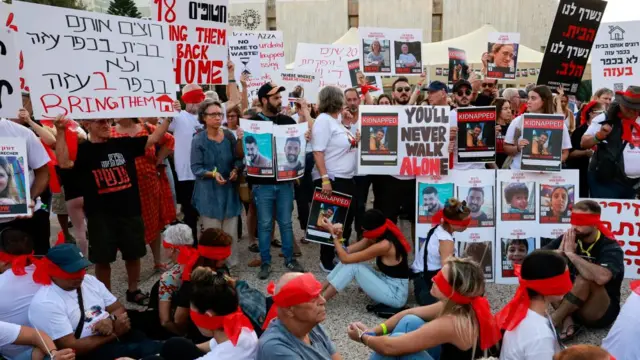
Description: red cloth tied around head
xmin=190 ymin=308 xmax=253 ymax=346
xmin=431 ymin=210 xmax=471 ymax=227
xmin=0 ymin=251 xmax=34 ymax=276
xmin=166 ymin=242 xmax=231 ymax=281
xmin=32 ymin=257 xmax=86 ymax=285
xmin=262 ymin=273 xmax=322 ymax=330
xmin=620 ymin=114 xmax=640 ymax=147
xmin=570 ymin=212 xmax=616 ymax=240
xmin=182 ymin=88 xmax=206 ymax=104
xmin=362 ymin=219 xmax=411 ymax=253
xmin=496 ymin=267 xmax=572 ymax=331
xmin=432 ymin=270 xmax=501 ymax=350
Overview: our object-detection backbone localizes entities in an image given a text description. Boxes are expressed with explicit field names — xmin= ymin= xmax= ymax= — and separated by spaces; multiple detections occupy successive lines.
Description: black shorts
xmin=87 ymin=215 xmax=146 ymax=264
xmin=573 ymin=301 xmax=620 ymax=329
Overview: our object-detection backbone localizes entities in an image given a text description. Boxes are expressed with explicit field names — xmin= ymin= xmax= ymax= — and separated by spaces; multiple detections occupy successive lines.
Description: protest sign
xmin=294 ymin=43 xmax=357 ymax=90
xmin=592 ymin=21 xmax=640 ymax=94
xmin=596 ymin=199 xmax=640 ymax=279
xmin=347 ymin=58 xmax=383 ymax=97
xmin=0 ymin=9 xmax=21 ymax=118
xmin=239 ymin=31 xmax=285 ymax=100
xmin=277 ymin=71 xmax=320 ymax=104
xmin=0 ymin=138 xmax=31 ymax=218
xmin=2 ymin=5 xmax=28 ymax=94
xmin=274 ymin=122 xmax=307 ymax=181
xmin=242 ymin=119 xmax=274 ymax=177
xmin=358 ymin=28 xmax=422 ymax=76
xmin=229 ymin=31 xmax=261 ymax=81
xmin=357 ymin=105 xmax=450 ymax=176
xmin=15 ymin=1 xmax=176 ymax=119
xmin=456 ymin=107 xmax=496 ymax=163
xmin=521 ymin=114 xmax=565 ymax=172
xmin=537 ymin=0 xmax=607 ymax=94
xmin=151 ymin=0 xmax=229 ymax=85
xmin=486 ymin=32 xmax=519 ymax=80
xmin=448 ymin=48 xmax=468 ymax=85
xmin=305 ymin=188 xmax=352 ymax=246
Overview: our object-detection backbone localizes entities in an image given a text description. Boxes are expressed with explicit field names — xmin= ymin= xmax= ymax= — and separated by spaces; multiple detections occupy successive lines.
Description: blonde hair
xmin=0 ymin=160 xmax=20 ymax=202
xmin=554 ymin=95 xmax=575 ymax=133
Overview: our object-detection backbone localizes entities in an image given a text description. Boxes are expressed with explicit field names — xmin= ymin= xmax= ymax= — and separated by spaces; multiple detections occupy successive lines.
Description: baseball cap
xmin=425 ymin=81 xmax=448 ymax=93
xmin=452 ymin=79 xmax=472 ymax=93
xmin=257 ymin=83 xmax=286 ymax=100
xmin=47 ymin=244 xmax=91 ymax=273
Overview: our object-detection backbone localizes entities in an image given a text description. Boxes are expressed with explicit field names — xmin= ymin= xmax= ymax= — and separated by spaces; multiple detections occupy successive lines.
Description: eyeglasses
xmin=395 ymin=87 xmax=411 ymax=93
xmin=456 ymin=89 xmax=472 ymax=97
xmin=204 ymin=112 xmax=223 ymax=118
xmin=482 ymin=83 xmax=495 ymax=88
xmin=591 ymin=110 xmax=605 ymax=115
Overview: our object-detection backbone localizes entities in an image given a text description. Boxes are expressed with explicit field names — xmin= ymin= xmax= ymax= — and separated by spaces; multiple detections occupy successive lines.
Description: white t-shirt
xmin=504 ymin=115 xmax=572 ymax=170
xmin=198 ymin=327 xmax=258 ymax=360
xmin=0 ymin=265 xmax=41 ymax=358
xmin=170 ymin=111 xmax=202 ymax=181
xmin=398 ymin=53 xmax=417 ymax=65
xmin=603 ymin=292 xmax=640 ymax=359
xmin=29 ymin=275 xmax=117 ymax=340
xmin=450 ymin=108 xmax=487 ymax=171
xmin=0 ymin=321 xmax=20 ymax=352
xmin=311 ymin=113 xmax=357 ymax=180
xmin=412 ymin=225 xmax=455 ymax=272
xmin=584 ymin=113 xmax=640 ymax=178
xmin=500 ymin=309 xmax=560 ymax=360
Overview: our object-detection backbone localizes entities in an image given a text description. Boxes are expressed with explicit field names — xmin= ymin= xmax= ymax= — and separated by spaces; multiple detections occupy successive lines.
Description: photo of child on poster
xmin=360 ymin=112 xmax=398 ymax=166
xmin=501 ymin=181 xmax=535 ymax=221
xmin=485 ymin=33 xmax=519 ymax=80
xmin=459 ymin=241 xmax=493 ymax=280
xmin=521 ymin=114 xmax=565 ymax=172
xmin=0 ymin=155 xmax=29 ymax=218
xmin=540 ymin=184 xmax=574 ymax=224
xmin=305 ymin=188 xmax=352 ymax=245
xmin=458 ymin=186 xmax=494 ymax=227
xmin=417 ymin=182 xmax=454 ymax=224
xmin=448 ymin=48 xmax=468 ymax=85
xmin=394 ymin=41 xmax=422 ymax=75
xmin=363 ymin=39 xmax=391 ymax=74
xmin=501 ymin=237 xmax=535 ymax=277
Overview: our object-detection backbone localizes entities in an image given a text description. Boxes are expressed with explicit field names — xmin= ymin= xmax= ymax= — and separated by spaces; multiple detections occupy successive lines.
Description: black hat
xmin=425 ymin=81 xmax=448 ymax=93
xmin=257 ymin=83 xmax=286 ymax=100
xmin=452 ymin=79 xmax=472 ymax=93
xmin=615 ymin=86 xmax=640 ymax=110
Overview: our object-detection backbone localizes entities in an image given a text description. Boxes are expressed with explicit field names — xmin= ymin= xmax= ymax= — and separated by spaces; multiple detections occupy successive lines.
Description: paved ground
xmin=50 ymin=209 xmax=630 ymax=359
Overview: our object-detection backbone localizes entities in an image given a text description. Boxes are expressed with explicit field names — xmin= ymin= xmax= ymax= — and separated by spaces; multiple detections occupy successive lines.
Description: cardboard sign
xmin=242 ymin=119 xmax=274 ymax=177
xmin=592 ymin=21 xmax=640 ymax=94
xmin=537 ymin=0 xmax=607 ymax=94
xmin=359 ymin=27 xmax=423 ymax=76
xmin=305 ymin=188 xmax=352 ymax=246
xmin=0 ymin=138 xmax=31 ymax=218
xmin=595 ymin=199 xmax=640 ymax=279
xmin=0 ymin=6 xmax=21 ymax=119
xmin=277 ymin=71 xmax=320 ymax=104
xmin=357 ymin=105 xmax=450 ymax=176
xmin=229 ymin=31 xmax=261 ymax=81
xmin=521 ymin=114 xmax=565 ymax=172
xmin=238 ymin=31 xmax=285 ymax=101
xmin=486 ymin=32 xmax=520 ymax=80
xmin=15 ymin=1 xmax=176 ymax=119
xmin=448 ymin=48 xmax=468 ymax=86
xmin=273 ymin=122 xmax=307 ymax=181
xmin=151 ymin=0 xmax=229 ymax=85
xmin=294 ymin=43 xmax=358 ymax=90
xmin=456 ymin=107 xmax=496 ymax=163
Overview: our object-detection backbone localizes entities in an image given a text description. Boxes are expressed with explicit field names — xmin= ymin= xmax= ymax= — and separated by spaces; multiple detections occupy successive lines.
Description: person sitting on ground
xmin=543 ymin=200 xmax=624 ymax=342
xmin=553 ymin=344 xmax=613 ymax=360
xmin=258 ymin=272 xmax=341 ymax=360
xmin=27 ymin=244 xmax=161 ymax=360
xmin=318 ymin=209 xmax=411 ymax=310
xmin=0 ymin=320 xmax=76 ymax=360
xmin=602 ymin=279 xmax=640 ymax=359
xmin=347 ymin=257 xmax=501 ymax=360
xmin=498 ymin=250 xmax=572 ymax=360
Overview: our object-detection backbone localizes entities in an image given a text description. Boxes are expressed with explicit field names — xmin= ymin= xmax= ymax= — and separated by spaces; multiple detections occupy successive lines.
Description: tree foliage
xmin=107 ymin=0 xmax=141 ymax=18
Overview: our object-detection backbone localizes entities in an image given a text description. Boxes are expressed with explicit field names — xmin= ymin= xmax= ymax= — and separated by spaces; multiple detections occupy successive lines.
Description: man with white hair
xmin=502 ymin=88 xmax=521 ymax=118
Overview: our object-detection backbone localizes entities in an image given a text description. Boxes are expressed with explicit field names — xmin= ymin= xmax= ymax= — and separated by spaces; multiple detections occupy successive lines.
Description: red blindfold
xmin=32 ymin=258 xmax=86 ymax=285
xmin=0 ymin=251 xmax=34 ymax=276
xmin=182 ymin=89 xmax=206 ymax=104
xmin=362 ymin=219 xmax=411 ymax=253
xmin=162 ymin=241 xmax=231 ymax=281
xmin=570 ymin=212 xmax=615 ymax=240
xmin=431 ymin=210 xmax=471 ymax=227
xmin=262 ymin=273 xmax=322 ymax=330
xmin=190 ymin=308 xmax=253 ymax=346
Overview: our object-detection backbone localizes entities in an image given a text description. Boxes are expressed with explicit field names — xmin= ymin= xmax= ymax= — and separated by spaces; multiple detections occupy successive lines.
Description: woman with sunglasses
xmin=566 ymin=100 xmax=603 ymax=198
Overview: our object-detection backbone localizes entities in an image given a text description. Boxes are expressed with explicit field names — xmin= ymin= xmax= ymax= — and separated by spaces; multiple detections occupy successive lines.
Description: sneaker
xmin=258 ymin=263 xmax=272 ymax=280
xmin=319 ymin=262 xmax=335 ymax=273
xmin=285 ymin=259 xmax=305 ymax=273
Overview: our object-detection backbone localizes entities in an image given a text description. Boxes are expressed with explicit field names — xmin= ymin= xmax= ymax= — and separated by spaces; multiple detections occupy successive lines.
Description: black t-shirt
xmin=72 ymin=137 xmax=147 ymax=217
xmin=543 ymin=234 xmax=624 ymax=305
xmin=246 ymin=113 xmax=297 ymax=186
xmin=496 ymin=122 xmax=509 ymax=168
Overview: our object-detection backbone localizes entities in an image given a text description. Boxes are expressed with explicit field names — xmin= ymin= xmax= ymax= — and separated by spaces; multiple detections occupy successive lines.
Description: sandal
xmin=271 ymin=238 xmax=282 ymax=248
xmin=300 ymin=237 xmax=310 ymax=244
xmin=126 ymin=289 xmax=150 ymax=306
xmin=558 ymin=324 xmax=584 ymax=343
xmin=248 ymin=243 xmax=259 ymax=253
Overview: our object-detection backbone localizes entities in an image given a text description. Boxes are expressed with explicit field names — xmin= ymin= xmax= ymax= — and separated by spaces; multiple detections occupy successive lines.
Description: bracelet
xmin=229 ymin=79 xmax=236 ymax=83
xmin=380 ymin=323 xmax=388 ymax=335
xmin=322 ymin=180 xmax=331 ymax=185
xmin=321 ymin=174 xmax=329 ymax=179
xmin=212 ymin=167 xmax=218 ymax=177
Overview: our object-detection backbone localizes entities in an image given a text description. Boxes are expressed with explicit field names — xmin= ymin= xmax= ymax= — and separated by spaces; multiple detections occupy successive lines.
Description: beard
xmin=469 ymin=204 xmax=480 ymax=213
xmin=348 ymin=105 xmax=358 ymax=113
xmin=287 ymin=154 xmax=298 ymax=163
xmin=574 ymin=228 xmax=594 ymax=240
xmin=395 ymin=96 xmax=409 ymax=105
xmin=266 ymin=101 xmax=281 ymax=114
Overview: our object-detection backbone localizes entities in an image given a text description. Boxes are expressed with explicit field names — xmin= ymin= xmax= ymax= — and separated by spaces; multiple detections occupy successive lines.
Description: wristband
xmin=321 ymin=174 xmax=329 ymax=179
xmin=229 ymin=79 xmax=236 ymax=83
xmin=322 ymin=180 xmax=331 ymax=185
xmin=212 ymin=167 xmax=218 ymax=177
xmin=380 ymin=323 xmax=388 ymax=335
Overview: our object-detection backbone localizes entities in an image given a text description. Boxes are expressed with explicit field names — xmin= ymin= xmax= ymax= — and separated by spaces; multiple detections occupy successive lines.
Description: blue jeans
xmin=328 ymin=263 xmax=408 ymax=308
xmin=370 ymin=315 xmax=441 ymax=360
xmin=253 ymin=183 xmax=295 ymax=264
xmin=588 ymin=171 xmax=637 ymax=199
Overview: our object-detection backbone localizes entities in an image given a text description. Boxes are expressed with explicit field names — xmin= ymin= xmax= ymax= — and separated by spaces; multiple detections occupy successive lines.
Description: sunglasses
xmin=456 ymin=89 xmax=472 ymax=97
xmin=482 ymin=83 xmax=495 ymax=88
xmin=395 ymin=87 xmax=412 ymax=93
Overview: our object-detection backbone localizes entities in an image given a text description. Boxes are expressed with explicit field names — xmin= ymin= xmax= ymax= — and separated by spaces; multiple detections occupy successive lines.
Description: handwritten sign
xmin=0 ymin=4 xmax=21 ymax=118
xmin=151 ymin=0 xmax=229 ymax=85
xmin=236 ymin=31 xmax=284 ymax=100
xmin=597 ymin=199 xmax=640 ymax=279
xmin=592 ymin=21 xmax=640 ymax=94
xmin=15 ymin=1 xmax=176 ymax=119
xmin=294 ymin=43 xmax=358 ymax=90
xmin=229 ymin=31 xmax=261 ymax=81
xmin=0 ymin=138 xmax=31 ymax=218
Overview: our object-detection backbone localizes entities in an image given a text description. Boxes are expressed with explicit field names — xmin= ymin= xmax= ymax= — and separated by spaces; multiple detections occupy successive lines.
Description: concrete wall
xmin=229 ymin=0 xmax=268 ymax=31
xmin=276 ymin=0 xmax=349 ymax=63
xmin=358 ymin=0 xmax=433 ymax=42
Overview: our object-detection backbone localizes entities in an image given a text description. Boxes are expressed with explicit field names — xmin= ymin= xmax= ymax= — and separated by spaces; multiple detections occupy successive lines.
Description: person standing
xmin=492 ymin=98 xmax=513 ymax=169
xmin=567 ymin=100 xmax=603 ymax=198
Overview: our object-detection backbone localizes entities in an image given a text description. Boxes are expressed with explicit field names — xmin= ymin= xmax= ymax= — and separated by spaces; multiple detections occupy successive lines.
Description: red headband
xmin=432 ymin=270 xmax=501 ymax=350
xmin=262 ymin=273 xmax=322 ymax=330
xmin=165 ymin=242 xmax=232 ymax=281
xmin=431 ymin=210 xmax=471 ymax=227
xmin=190 ymin=308 xmax=253 ymax=346
xmin=32 ymin=258 xmax=86 ymax=285
xmin=570 ymin=212 xmax=616 ymax=240
xmin=362 ymin=219 xmax=412 ymax=253
xmin=182 ymin=88 xmax=206 ymax=104
xmin=0 ymin=251 xmax=34 ymax=276
xmin=496 ymin=266 xmax=572 ymax=331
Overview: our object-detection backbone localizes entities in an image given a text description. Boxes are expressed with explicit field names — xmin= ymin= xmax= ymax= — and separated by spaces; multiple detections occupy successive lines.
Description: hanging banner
xmin=358 ymin=27 xmax=422 ymax=76
xmin=305 ymin=188 xmax=352 ymax=246
xmin=242 ymin=119 xmax=274 ymax=177
xmin=347 ymin=58 xmax=383 ymax=97
xmin=521 ymin=114 xmax=565 ymax=172
xmin=15 ymin=1 xmax=176 ymax=119
xmin=537 ymin=0 xmax=607 ymax=94
xmin=0 ymin=138 xmax=31 ymax=218
xmin=456 ymin=106 xmax=496 ymax=163
xmin=448 ymin=47 xmax=468 ymax=86
xmin=0 ymin=6 xmax=21 ymax=118
xmin=595 ymin=199 xmax=640 ymax=279
xmin=229 ymin=31 xmax=261 ymax=81
xmin=273 ymin=122 xmax=307 ymax=181
xmin=486 ymin=32 xmax=520 ymax=80
xmin=592 ymin=21 xmax=640 ymax=94
xmin=357 ymin=105 xmax=450 ymax=176
xmin=151 ymin=0 xmax=229 ymax=85
xmin=277 ymin=71 xmax=320 ymax=104
xmin=294 ymin=43 xmax=357 ymax=90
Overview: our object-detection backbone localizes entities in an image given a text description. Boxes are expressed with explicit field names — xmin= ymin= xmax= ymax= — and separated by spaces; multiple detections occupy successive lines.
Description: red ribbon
xmin=362 ymin=219 xmax=411 ymax=253
xmin=496 ymin=267 xmax=572 ymax=331
xmin=190 ymin=308 xmax=254 ymax=346
xmin=360 ymin=84 xmax=380 ymax=96
xmin=570 ymin=212 xmax=616 ymax=240
xmin=431 ymin=210 xmax=471 ymax=227
xmin=32 ymin=258 xmax=86 ymax=285
xmin=432 ymin=270 xmax=501 ymax=350
xmin=631 ymin=280 xmax=640 ymax=295
xmin=620 ymin=114 xmax=640 ymax=147
xmin=262 ymin=273 xmax=322 ymax=330
xmin=39 ymin=122 xmax=78 ymax=193
xmin=55 ymin=231 xmax=65 ymax=246
xmin=0 ymin=251 xmax=34 ymax=276
xmin=163 ymin=241 xmax=231 ymax=281
xmin=182 ymin=88 xmax=206 ymax=104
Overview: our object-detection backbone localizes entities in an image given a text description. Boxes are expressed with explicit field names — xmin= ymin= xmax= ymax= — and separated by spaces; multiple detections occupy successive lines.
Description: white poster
xmin=592 ymin=21 xmax=640 ymax=94
xmin=0 ymin=138 xmax=31 ymax=218
xmin=596 ymin=199 xmax=640 ymax=279
xmin=0 ymin=5 xmax=21 ymax=119
xmin=150 ymin=0 xmax=229 ymax=85
xmin=15 ymin=1 xmax=177 ymax=119
xmin=273 ymin=123 xmax=307 ymax=181
xmin=486 ymin=32 xmax=520 ymax=80
xmin=359 ymin=27 xmax=423 ymax=76
xmin=229 ymin=31 xmax=261 ymax=81
xmin=241 ymin=31 xmax=285 ymax=101
xmin=277 ymin=71 xmax=320 ymax=104
xmin=294 ymin=43 xmax=357 ymax=90
xmin=357 ymin=105 xmax=450 ymax=176
xmin=241 ymin=119 xmax=274 ymax=177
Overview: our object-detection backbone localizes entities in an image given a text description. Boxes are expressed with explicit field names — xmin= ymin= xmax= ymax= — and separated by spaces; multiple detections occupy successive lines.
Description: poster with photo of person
xmin=459 ymin=240 xmax=494 ymax=280
xmin=360 ymin=112 xmax=399 ymax=167
xmin=458 ymin=185 xmax=495 ymax=227
xmin=521 ymin=114 xmax=565 ymax=172
xmin=456 ymin=107 xmax=496 ymax=163
xmin=500 ymin=236 xmax=535 ymax=278
xmin=500 ymin=180 xmax=536 ymax=221
xmin=448 ymin=48 xmax=468 ymax=85
xmin=486 ymin=32 xmax=519 ymax=80
xmin=274 ymin=123 xmax=307 ymax=181
xmin=0 ymin=138 xmax=31 ymax=218
xmin=277 ymin=71 xmax=320 ymax=105
xmin=360 ymin=28 xmax=392 ymax=74
xmin=539 ymin=172 xmax=576 ymax=224
xmin=346 ymin=58 xmax=383 ymax=97
xmin=529 ymin=68 xmax=537 ymax=76
xmin=241 ymin=120 xmax=274 ymax=177
xmin=416 ymin=181 xmax=454 ymax=224
xmin=443 ymin=68 xmax=450 ymax=77
xmin=394 ymin=29 xmax=422 ymax=75
xmin=435 ymin=68 xmax=443 ymax=76
xmin=305 ymin=188 xmax=352 ymax=246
